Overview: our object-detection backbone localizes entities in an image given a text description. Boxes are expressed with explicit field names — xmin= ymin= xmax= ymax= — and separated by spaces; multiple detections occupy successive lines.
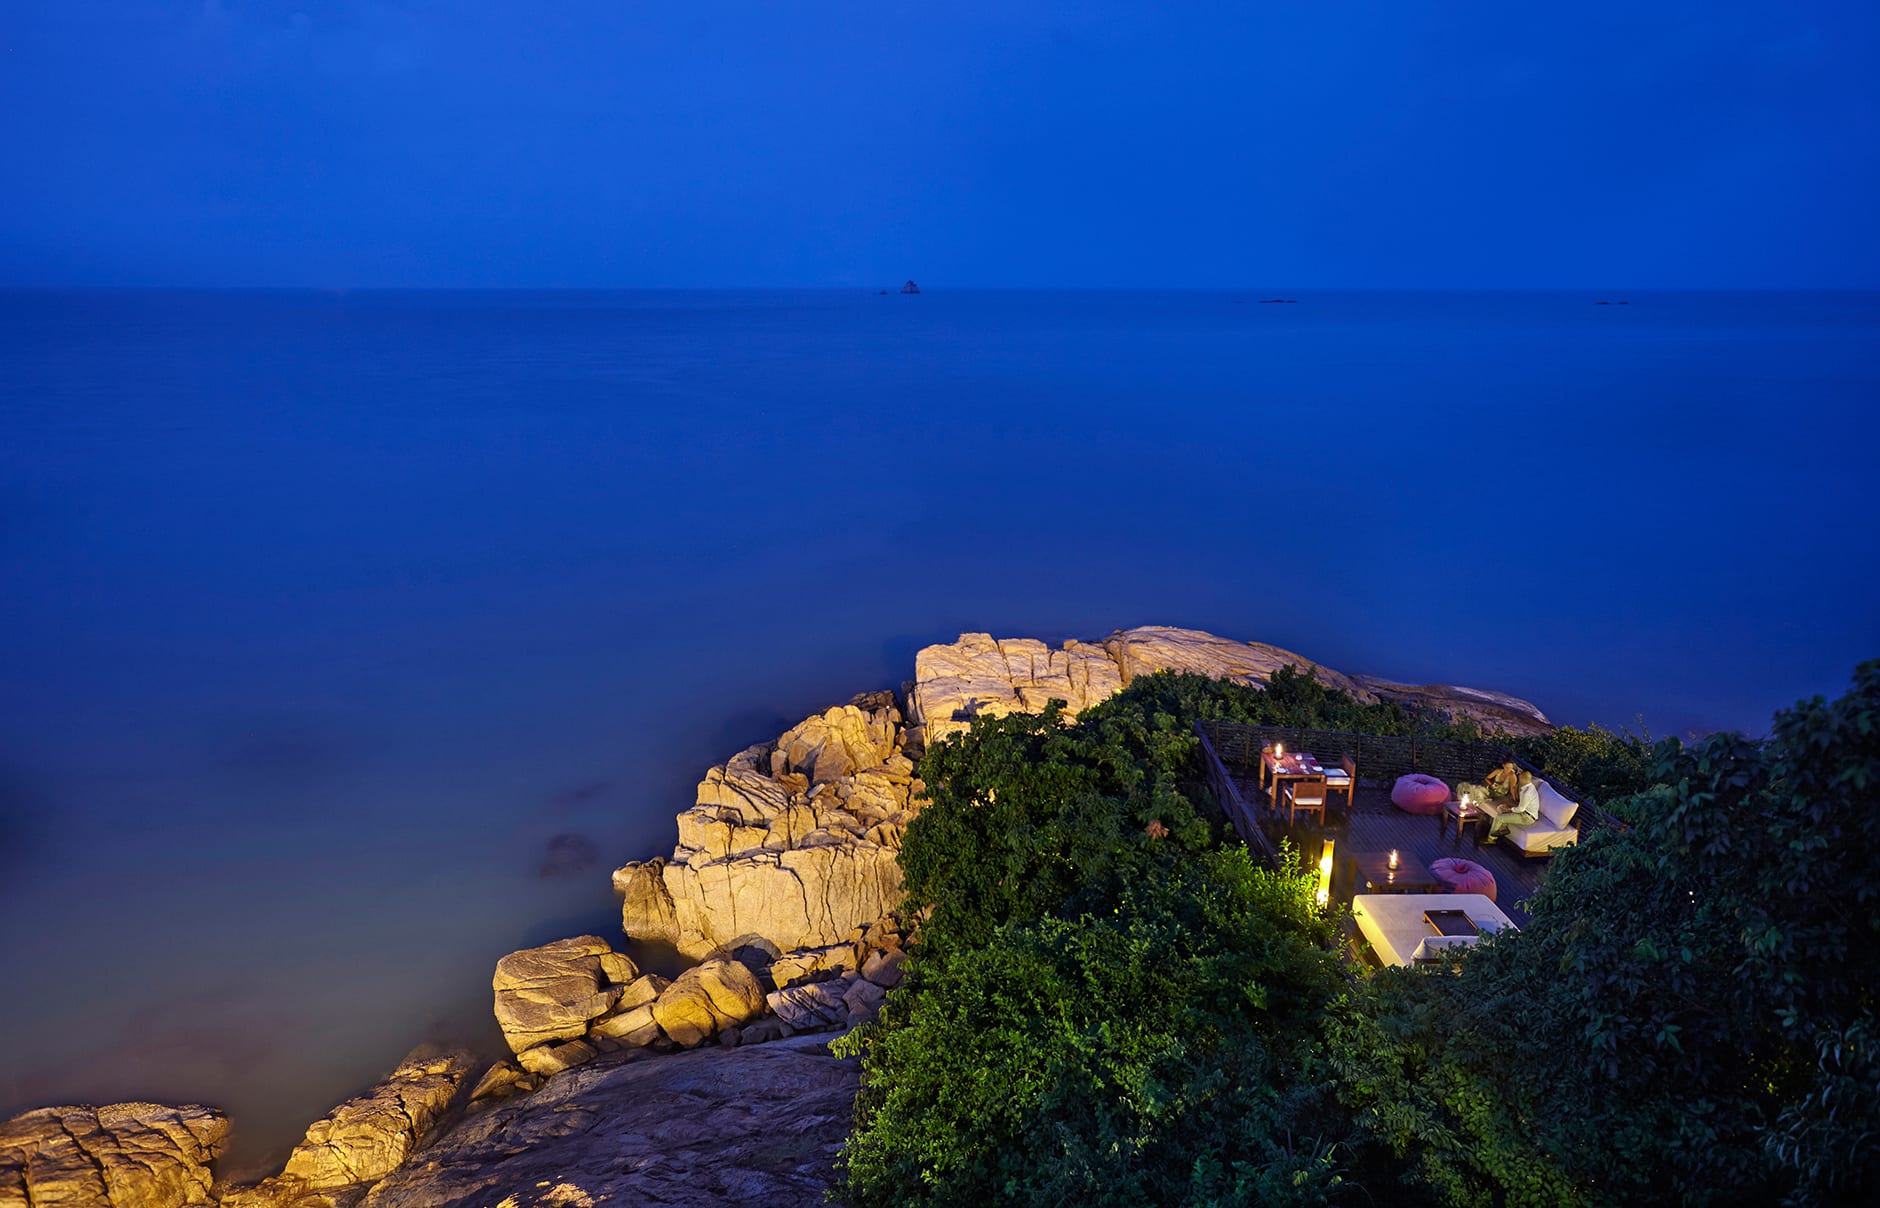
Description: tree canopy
xmin=836 ymin=662 xmax=1879 ymax=1207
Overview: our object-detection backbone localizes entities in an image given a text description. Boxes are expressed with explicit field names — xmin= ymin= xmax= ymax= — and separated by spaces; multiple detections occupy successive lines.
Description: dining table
xmin=1263 ymin=749 xmax=1326 ymax=811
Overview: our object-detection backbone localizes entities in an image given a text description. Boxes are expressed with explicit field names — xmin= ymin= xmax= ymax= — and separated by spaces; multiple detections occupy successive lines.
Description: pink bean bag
xmin=1391 ymin=773 xmax=1449 ymax=815
xmin=1431 ymin=857 xmax=1497 ymax=901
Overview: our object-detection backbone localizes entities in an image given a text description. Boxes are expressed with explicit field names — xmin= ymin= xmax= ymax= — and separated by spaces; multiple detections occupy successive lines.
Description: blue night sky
xmin=3 ymin=1 xmax=1878 ymax=289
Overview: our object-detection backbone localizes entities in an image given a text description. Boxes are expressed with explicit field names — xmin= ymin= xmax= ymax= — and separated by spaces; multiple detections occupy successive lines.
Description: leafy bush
xmin=837 ymin=849 xmax=1351 ymax=1207
xmin=1329 ymin=661 xmax=1880 ymax=1207
xmin=1510 ymin=721 xmax=1659 ymax=808
xmin=841 ymin=658 xmax=1879 ymax=1208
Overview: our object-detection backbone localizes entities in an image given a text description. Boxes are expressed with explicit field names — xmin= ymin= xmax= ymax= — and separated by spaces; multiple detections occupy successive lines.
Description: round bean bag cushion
xmin=1391 ymin=773 xmax=1449 ymax=815
xmin=1431 ymin=857 xmax=1497 ymax=901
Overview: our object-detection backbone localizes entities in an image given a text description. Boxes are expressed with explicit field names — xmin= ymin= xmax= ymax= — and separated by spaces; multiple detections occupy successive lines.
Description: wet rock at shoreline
xmin=0 ymin=1102 xmax=228 ymax=1208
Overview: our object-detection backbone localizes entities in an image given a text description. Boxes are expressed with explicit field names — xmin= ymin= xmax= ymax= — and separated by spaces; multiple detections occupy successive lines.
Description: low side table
xmin=1350 ymin=850 xmax=1441 ymax=895
xmin=1442 ymin=799 xmax=1487 ymax=845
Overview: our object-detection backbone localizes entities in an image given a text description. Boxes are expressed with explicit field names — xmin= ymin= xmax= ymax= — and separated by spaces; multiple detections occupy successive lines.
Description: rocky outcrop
xmin=0 ymin=1102 xmax=228 ymax=1208
xmin=615 ymin=627 xmax=1549 ymax=966
xmin=614 ymin=692 xmax=920 ymax=960
xmin=362 ymin=1035 xmax=857 ymax=1208
xmin=222 ymin=1049 xmax=475 ymax=1208
xmin=472 ymin=936 xmax=682 ymax=1099
xmin=649 ymin=959 xmax=766 ymax=1047
xmin=909 ymin=625 xmax=1552 ymax=746
xmin=1345 ymin=674 xmax=1554 ymax=733
xmin=491 ymin=935 xmax=639 ymax=1054
xmin=909 ymin=633 xmax=1123 ymax=747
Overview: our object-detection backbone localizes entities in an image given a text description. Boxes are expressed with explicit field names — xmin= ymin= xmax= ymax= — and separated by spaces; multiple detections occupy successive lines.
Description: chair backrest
xmin=1342 ymin=754 xmax=1357 ymax=779
xmin=1290 ymin=775 xmax=1327 ymax=805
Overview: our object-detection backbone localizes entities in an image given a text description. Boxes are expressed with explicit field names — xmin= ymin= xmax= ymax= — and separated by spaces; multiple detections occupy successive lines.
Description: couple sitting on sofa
xmin=1458 ymin=760 xmax=1541 ymax=844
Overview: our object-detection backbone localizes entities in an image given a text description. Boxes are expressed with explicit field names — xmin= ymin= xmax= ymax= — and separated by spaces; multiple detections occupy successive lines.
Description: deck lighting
xmin=1316 ymin=838 xmax=1334 ymax=908
xmin=1388 ymin=848 xmax=1399 ymax=870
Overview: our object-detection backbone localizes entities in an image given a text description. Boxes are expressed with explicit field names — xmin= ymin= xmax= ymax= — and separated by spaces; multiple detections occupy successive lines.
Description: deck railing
xmin=1195 ymin=721 xmax=1628 ymax=839
xmin=1195 ymin=725 xmax=1282 ymax=867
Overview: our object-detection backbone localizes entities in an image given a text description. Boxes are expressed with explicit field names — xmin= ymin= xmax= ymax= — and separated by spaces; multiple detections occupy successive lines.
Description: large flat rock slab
xmin=361 ymin=1035 xmax=857 ymax=1208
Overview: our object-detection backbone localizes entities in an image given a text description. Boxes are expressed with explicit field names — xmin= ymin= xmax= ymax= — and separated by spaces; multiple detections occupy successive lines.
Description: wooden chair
xmin=1283 ymin=776 xmax=1328 ymax=827
xmin=1322 ymin=755 xmax=1357 ymax=814
xmin=1258 ymin=744 xmax=1276 ymax=799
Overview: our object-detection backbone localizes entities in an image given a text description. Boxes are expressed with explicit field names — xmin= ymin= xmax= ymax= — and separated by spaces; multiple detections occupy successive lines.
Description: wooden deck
xmin=1228 ymin=771 xmax=1549 ymax=925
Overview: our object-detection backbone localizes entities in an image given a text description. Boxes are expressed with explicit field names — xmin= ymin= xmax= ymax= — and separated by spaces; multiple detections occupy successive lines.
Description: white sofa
xmin=1352 ymin=893 xmax=1516 ymax=967
xmin=1512 ymin=780 xmax=1581 ymax=855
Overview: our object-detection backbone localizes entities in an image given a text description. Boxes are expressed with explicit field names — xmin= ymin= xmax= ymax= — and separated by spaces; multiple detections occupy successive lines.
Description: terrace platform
xmin=1229 ymin=771 xmax=1548 ymax=925
xmin=1195 ymin=721 xmax=1625 ymax=942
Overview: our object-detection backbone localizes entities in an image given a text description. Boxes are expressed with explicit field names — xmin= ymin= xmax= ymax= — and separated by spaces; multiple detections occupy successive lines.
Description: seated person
xmin=1483 ymin=772 xmax=1541 ymax=844
xmin=1457 ymin=760 xmax=1521 ymax=807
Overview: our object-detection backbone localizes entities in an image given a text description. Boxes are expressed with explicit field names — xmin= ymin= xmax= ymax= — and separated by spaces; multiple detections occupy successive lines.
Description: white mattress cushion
xmin=1410 ymin=935 xmax=1477 ymax=961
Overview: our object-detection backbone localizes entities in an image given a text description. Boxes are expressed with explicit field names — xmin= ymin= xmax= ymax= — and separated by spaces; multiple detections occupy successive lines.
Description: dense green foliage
xmin=836 ymin=663 xmax=1879 ymax=1207
xmin=1333 ymin=662 xmax=1880 ymax=1206
xmin=839 ymin=673 xmax=1361 ymax=1205
xmin=1509 ymin=720 xmax=1657 ymax=812
xmin=838 ymin=850 xmax=1349 ymax=1206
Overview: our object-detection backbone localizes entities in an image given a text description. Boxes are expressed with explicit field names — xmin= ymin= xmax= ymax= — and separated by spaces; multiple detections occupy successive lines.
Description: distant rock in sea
xmin=900 ymin=279 xmax=920 ymax=294
xmin=1259 ymin=297 xmax=1298 ymax=304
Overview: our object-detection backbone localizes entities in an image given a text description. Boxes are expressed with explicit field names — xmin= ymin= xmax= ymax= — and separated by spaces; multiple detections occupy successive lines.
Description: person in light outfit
xmin=1457 ymin=759 xmax=1520 ymax=809
xmin=1483 ymin=771 xmax=1541 ymax=845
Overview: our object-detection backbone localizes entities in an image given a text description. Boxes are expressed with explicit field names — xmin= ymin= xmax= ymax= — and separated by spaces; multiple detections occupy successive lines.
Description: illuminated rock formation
xmin=491 ymin=935 xmax=639 ymax=1054
xmin=614 ymin=692 xmax=920 ymax=960
xmin=221 ymin=1048 xmax=474 ymax=1208
xmin=909 ymin=625 xmax=1552 ymax=746
xmin=0 ymin=1103 xmax=227 ymax=1208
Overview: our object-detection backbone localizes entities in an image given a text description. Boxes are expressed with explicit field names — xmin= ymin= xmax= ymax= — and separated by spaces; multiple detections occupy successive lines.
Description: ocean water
xmin=2 ymin=289 xmax=1876 ymax=1171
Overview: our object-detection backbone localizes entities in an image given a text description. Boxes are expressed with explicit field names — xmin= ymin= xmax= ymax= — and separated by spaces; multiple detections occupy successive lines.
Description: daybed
xmin=1352 ymin=892 xmax=1516 ymax=967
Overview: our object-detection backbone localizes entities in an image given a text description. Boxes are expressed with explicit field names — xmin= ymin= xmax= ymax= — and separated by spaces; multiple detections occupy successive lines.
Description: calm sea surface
xmin=2 ymin=289 xmax=1876 ymax=1169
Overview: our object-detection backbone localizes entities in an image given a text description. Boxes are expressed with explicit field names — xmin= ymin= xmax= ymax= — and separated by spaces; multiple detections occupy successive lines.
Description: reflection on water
xmin=1 ymin=289 xmax=1876 ymax=1168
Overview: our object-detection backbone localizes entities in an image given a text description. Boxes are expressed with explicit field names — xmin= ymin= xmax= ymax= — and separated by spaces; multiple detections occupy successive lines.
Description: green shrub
xmin=837 ymin=849 xmax=1350 ymax=1207
xmin=1329 ymin=662 xmax=1880 ymax=1207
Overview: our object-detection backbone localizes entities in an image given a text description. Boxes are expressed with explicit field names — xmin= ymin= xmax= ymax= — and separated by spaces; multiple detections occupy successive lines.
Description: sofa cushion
xmin=1514 ymin=820 xmax=1579 ymax=853
xmin=1536 ymin=781 xmax=1579 ymax=827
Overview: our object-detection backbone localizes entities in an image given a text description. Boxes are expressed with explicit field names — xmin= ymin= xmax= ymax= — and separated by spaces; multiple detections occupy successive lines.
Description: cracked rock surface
xmin=361 ymin=1035 xmax=856 ymax=1208
xmin=491 ymin=936 xmax=638 ymax=1055
xmin=0 ymin=1102 xmax=228 ymax=1208
xmin=615 ymin=691 xmax=920 ymax=960
xmin=220 ymin=1048 xmax=475 ymax=1208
